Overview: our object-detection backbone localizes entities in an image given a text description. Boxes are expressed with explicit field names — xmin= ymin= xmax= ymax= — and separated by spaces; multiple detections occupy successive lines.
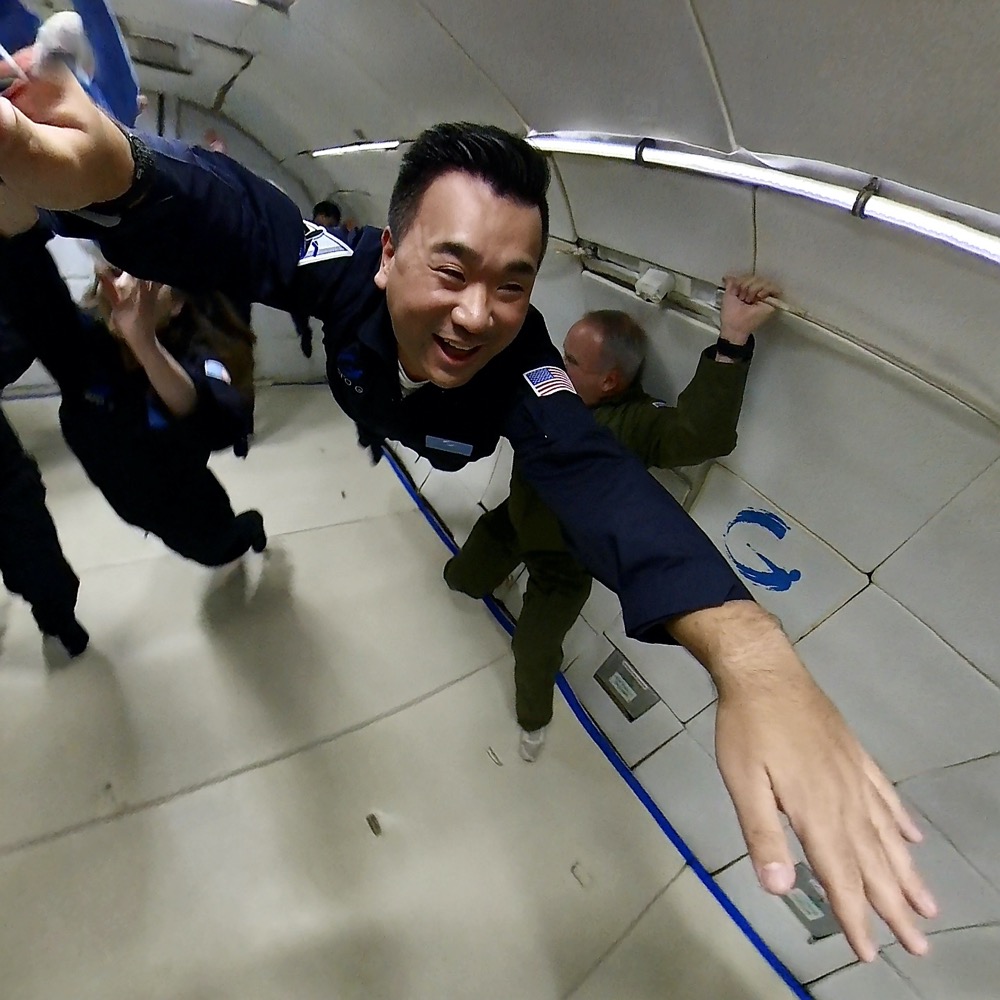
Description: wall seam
xmin=685 ymin=0 xmax=738 ymax=151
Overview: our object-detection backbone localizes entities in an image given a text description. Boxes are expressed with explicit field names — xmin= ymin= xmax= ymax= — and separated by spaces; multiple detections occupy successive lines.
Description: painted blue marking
xmin=724 ymin=508 xmax=803 ymax=593
xmin=380 ymin=445 xmax=810 ymax=1000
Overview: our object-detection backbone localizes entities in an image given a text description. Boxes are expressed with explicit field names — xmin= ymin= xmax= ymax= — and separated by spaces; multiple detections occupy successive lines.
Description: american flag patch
xmin=523 ymin=366 xmax=577 ymax=397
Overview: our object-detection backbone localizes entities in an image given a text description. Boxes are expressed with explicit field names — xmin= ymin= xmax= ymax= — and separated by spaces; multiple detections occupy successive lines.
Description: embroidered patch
xmin=298 ymin=221 xmax=354 ymax=266
xmin=523 ymin=366 xmax=577 ymax=397
xmin=425 ymin=436 xmax=474 ymax=457
xmin=204 ymin=359 xmax=232 ymax=384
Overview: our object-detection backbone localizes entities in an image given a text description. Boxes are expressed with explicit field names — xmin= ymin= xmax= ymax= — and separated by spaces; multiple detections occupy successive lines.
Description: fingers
xmin=723 ymin=273 xmax=782 ymax=304
xmin=861 ymin=750 xmax=925 ymax=845
xmin=97 ymin=270 xmax=120 ymax=306
xmin=716 ymin=747 xmax=797 ymax=895
xmin=789 ymin=760 xmax=933 ymax=962
xmin=862 ymin=781 xmax=936 ymax=944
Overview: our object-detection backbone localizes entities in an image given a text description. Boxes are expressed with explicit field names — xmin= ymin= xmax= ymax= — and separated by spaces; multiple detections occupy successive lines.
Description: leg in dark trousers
xmin=443 ymin=500 xmax=522 ymax=599
xmin=511 ymin=552 xmax=593 ymax=734
xmin=60 ymin=403 xmax=266 ymax=567
xmin=0 ymin=407 xmax=88 ymax=655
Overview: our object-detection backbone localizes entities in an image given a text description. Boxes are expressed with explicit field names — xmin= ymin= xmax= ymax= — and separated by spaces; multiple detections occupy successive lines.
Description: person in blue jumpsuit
xmin=0 ymin=60 xmax=939 ymax=962
xmin=0 ymin=225 xmax=266 ymax=567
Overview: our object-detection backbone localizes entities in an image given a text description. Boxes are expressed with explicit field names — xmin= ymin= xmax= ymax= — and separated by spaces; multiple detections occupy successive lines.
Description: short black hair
xmin=312 ymin=200 xmax=342 ymax=225
xmin=388 ymin=122 xmax=551 ymax=263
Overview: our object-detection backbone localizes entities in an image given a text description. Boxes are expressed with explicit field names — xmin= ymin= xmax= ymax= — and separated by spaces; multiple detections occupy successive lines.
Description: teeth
xmin=440 ymin=338 xmax=475 ymax=352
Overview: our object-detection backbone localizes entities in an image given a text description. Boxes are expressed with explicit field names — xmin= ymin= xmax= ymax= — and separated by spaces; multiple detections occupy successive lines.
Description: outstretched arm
xmin=668 ymin=601 xmax=937 ymax=963
xmin=0 ymin=50 xmax=306 ymax=308
xmin=508 ymin=343 xmax=937 ymax=962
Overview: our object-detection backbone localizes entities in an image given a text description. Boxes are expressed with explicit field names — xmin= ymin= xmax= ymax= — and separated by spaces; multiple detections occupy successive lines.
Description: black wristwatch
xmin=713 ymin=333 xmax=755 ymax=362
xmin=87 ymin=126 xmax=156 ymax=214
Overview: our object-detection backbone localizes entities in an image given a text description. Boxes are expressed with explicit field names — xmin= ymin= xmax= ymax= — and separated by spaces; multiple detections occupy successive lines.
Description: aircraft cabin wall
xmin=16 ymin=1 xmax=1000 ymax=996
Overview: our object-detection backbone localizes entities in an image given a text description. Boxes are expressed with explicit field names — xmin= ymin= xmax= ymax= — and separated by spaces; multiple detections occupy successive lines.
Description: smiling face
xmin=373 ymin=170 xmax=543 ymax=389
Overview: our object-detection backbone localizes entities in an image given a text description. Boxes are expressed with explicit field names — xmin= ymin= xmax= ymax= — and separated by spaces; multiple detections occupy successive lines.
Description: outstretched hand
xmin=670 ymin=601 xmax=937 ymax=963
xmin=0 ymin=46 xmax=133 ymax=209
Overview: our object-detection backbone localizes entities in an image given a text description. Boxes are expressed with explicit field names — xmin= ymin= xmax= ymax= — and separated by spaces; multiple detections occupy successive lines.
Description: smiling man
xmin=0 ymin=56 xmax=937 ymax=964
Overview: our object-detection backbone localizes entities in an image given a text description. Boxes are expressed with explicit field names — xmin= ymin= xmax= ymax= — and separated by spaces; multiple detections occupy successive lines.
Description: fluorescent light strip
xmin=864 ymin=196 xmax=1000 ymax=267
xmin=527 ymin=132 xmax=1000 ymax=268
xmin=639 ymin=147 xmax=857 ymax=212
xmin=311 ymin=139 xmax=401 ymax=158
xmin=526 ymin=133 xmax=635 ymax=162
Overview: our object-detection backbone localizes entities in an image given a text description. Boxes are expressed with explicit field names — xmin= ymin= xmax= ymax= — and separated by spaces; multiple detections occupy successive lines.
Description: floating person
xmin=446 ymin=279 xmax=776 ymax=760
xmin=0 ymin=225 xmax=267 ymax=568
xmin=0 ymin=62 xmax=938 ymax=962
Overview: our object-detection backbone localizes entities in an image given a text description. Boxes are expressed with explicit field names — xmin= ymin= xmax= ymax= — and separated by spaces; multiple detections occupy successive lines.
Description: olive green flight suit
xmin=445 ymin=345 xmax=751 ymax=731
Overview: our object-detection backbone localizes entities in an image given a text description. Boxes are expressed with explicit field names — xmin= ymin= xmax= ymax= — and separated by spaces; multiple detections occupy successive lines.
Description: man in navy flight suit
xmin=0 ymin=55 xmax=937 ymax=964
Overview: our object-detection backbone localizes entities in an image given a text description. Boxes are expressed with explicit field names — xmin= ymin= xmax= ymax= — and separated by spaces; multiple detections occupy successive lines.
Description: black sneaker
xmin=32 ymin=609 xmax=90 ymax=658
xmin=56 ymin=619 xmax=90 ymax=658
xmin=240 ymin=509 xmax=267 ymax=553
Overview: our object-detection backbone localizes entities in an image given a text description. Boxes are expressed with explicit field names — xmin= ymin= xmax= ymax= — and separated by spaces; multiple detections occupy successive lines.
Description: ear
xmin=373 ymin=227 xmax=396 ymax=290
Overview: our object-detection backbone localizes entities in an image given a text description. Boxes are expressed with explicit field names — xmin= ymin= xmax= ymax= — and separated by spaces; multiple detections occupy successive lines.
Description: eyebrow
xmin=431 ymin=241 xmax=537 ymax=278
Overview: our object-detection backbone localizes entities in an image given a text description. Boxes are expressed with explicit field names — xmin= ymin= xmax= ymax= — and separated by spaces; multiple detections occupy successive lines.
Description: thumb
xmin=720 ymin=758 xmax=797 ymax=893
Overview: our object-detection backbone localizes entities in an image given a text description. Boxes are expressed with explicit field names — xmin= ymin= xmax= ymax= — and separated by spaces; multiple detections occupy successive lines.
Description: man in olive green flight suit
xmin=445 ymin=274 xmax=780 ymax=760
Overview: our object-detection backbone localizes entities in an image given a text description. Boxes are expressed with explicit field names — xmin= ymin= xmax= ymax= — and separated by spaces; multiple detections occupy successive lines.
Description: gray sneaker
xmin=518 ymin=726 xmax=547 ymax=763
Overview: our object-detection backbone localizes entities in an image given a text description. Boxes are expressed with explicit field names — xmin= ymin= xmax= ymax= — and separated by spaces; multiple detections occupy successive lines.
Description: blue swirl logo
xmin=724 ymin=508 xmax=803 ymax=592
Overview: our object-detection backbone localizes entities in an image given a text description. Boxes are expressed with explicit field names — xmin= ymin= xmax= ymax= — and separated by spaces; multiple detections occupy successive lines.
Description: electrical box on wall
xmin=634 ymin=267 xmax=676 ymax=304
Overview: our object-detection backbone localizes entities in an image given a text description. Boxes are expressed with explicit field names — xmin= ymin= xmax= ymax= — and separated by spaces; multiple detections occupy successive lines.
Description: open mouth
xmin=434 ymin=334 xmax=483 ymax=364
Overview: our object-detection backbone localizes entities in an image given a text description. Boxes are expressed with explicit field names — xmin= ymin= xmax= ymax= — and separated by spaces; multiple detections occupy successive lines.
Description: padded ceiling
xmin=233 ymin=0 xmax=524 ymax=150
xmin=692 ymin=0 xmax=1000 ymax=214
xmin=420 ymin=0 xmax=734 ymax=149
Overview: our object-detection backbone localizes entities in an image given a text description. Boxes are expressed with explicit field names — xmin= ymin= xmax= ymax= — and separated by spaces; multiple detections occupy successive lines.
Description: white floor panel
xmin=566 ymin=869 xmax=789 ymax=1000
xmin=0 ymin=512 xmax=511 ymax=852
xmin=1 ymin=665 xmax=688 ymax=1000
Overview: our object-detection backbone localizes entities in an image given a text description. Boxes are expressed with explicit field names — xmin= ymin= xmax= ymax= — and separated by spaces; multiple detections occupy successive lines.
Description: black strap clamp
xmin=852 ymin=176 xmax=881 ymax=218
xmin=635 ymin=137 xmax=656 ymax=166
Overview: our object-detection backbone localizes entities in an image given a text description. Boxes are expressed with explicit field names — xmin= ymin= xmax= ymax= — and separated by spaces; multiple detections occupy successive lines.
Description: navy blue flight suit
xmin=0 ymin=226 xmax=265 ymax=567
xmin=0 ymin=403 xmax=88 ymax=655
xmin=47 ymin=133 xmax=751 ymax=640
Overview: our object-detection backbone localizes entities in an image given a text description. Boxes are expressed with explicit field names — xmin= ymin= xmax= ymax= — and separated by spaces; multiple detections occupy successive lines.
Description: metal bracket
xmin=852 ymin=176 xmax=881 ymax=218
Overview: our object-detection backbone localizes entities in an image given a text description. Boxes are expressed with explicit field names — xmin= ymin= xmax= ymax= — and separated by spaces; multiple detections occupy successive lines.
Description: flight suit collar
xmin=356 ymin=296 xmax=400 ymax=369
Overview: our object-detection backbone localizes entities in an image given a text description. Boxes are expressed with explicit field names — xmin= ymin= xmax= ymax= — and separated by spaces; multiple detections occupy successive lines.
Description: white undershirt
xmin=398 ymin=361 xmax=429 ymax=397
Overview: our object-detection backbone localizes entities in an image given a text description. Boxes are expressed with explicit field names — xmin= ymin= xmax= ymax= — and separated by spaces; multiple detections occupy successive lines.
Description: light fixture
xmin=525 ymin=131 xmax=1000 ymax=269
xmin=524 ymin=132 xmax=635 ymax=162
xmin=863 ymin=197 xmax=1000 ymax=267
xmin=637 ymin=147 xmax=857 ymax=212
xmin=310 ymin=139 xmax=401 ymax=158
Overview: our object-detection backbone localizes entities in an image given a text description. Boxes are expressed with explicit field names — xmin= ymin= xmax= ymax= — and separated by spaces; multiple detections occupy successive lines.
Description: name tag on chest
xmin=425 ymin=435 xmax=474 ymax=457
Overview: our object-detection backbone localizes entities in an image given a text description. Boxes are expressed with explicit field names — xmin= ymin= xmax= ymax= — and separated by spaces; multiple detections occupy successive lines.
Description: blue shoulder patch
xmin=298 ymin=221 xmax=354 ymax=267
